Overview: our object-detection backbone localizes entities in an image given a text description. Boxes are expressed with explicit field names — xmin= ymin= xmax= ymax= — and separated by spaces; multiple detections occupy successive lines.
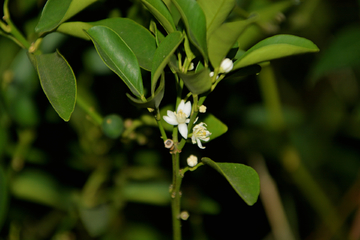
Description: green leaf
xmin=310 ymin=26 xmax=360 ymax=83
xmin=178 ymin=68 xmax=212 ymax=95
xmin=197 ymin=0 xmax=235 ymax=38
xmin=35 ymin=0 xmax=97 ymax=34
xmin=57 ymin=18 xmax=157 ymax=71
xmin=56 ymin=21 xmax=93 ymax=40
xmin=127 ymin=73 xmax=165 ymax=109
xmin=79 ymin=205 xmax=111 ymax=237
xmin=123 ymin=181 xmax=170 ymax=205
xmin=92 ymin=18 xmax=156 ymax=71
xmin=233 ymin=34 xmax=319 ymax=70
xmin=141 ymin=0 xmax=176 ymax=33
xmin=225 ymin=64 xmax=262 ymax=80
xmin=201 ymin=113 xmax=228 ymax=141
xmin=86 ymin=26 xmax=144 ymax=98
xmin=0 ymin=165 xmax=8 ymax=231
xmin=35 ymin=50 xmax=77 ymax=122
xmin=208 ymin=18 xmax=256 ymax=69
xmin=236 ymin=1 xmax=295 ymax=50
xmin=171 ymin=0 xmax=208 ymax=61
xmin=201 ymin=157 xmax=260 ymax=206
xmin=151 ymin=31 xmax=183 ymax=93
xmin=10 ymin=170 xmax=71 ymax=210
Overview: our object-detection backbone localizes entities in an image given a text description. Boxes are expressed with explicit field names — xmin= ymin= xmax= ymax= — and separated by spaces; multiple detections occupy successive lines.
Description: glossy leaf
xmin=35 ymin=50 xmax=77 ymax=122
xmin=208 ymin=18 xmax=256 ymax=69
xmin=35 ymin=0 xmax=71 ymax=33
xmin=0 ymin=166 xmax=8 ymax=231
xmin=197 ymin=0 xmax=235 ymax=38
xmin=58 ymin=18 xmax=156 ymax=71
xmin=56 ymin=21 xmax=93 ymax=39
xmin=92 ymin=18 xmax=156 ymax=71
xmin=35 ymin=0 xmax=97 ymax=34
xmin=86 ymin=26 xmax=144 ymax=98
xmin=233 ymin=34 xmax=319 ymax=70
xmin=178 ymin=68 xmax=212 ymax=95
xmin=201 ymin=113 xmax=228 ymax=141
xmin=171 ymin=0 xmax=208 ymax=60
xmin=202 ymin=157 xmax=260 ymax=206
xmin=141 ymin=0 xmax=176 ymax=33
xmin=151 ymin=31 xmax=183 ymax=93
xmin=127 ymin=74 xmax=165 ymax=109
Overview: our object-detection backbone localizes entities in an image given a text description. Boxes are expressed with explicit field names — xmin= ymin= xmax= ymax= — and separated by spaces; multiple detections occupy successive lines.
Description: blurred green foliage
xmin=1 ymin=0 xmax=360 ymax=240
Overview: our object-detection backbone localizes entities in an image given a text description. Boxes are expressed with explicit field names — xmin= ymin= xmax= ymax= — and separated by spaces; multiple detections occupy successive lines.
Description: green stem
xmin=171 ymin=152 xmax=182 ymax=240
xmin=76 ymin=95 xmax=103 ymax=125
xmin=157 ymin=118 xmax=168 ymax=141
xmin=2 ymin=0 xmax=31 ymax=49
xmin=257 ymin=64 xmax=284 ymax=130
xmin=170 ymin=126 xmax=182 ymax=240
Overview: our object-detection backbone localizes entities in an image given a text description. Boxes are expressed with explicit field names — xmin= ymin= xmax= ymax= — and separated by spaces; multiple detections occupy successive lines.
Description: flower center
xmin=193 ymin=125 xmax=210 ymax=139
xmin=175 ymin=109 xmax=187 ymax=124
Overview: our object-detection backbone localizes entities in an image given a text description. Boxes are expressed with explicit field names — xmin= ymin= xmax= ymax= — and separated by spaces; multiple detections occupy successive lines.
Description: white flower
xmin=163 ymin=100 xmax=191 ymax=139
xmin=191 ymin=122 xmax=211 ymax=149
xmin=199 ymin=105 xmax=207 ymax=113
xmin=187 ymin=155 xmax=198 ymax=167
xmin=219 ymin=58 xmax=233 ymax=73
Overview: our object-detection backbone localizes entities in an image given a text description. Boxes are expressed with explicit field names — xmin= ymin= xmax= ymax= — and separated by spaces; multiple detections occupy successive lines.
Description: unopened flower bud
xmin=199 ymin=105 xmax=207 ymax=113
xmin=188 ymin=62 xmax=194 ymax=71
xmin=180 ymin=211 xmax=190 ymax=220
xmin=187 ymin=155 xmax=198 ymax=167
xmin=209 ymin=71 xmax=219 ymax=79
xmin=219 ymin=58 xmax=233 ymax=73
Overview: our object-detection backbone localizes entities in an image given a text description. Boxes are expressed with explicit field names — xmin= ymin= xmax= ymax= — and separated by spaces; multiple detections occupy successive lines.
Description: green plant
xmin=0 ymin=0 xmax=320 ymax=239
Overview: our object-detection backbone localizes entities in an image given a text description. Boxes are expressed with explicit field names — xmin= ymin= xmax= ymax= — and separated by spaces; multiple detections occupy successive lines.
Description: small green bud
xmin=102 ymin=114 xmax=124 ymax=139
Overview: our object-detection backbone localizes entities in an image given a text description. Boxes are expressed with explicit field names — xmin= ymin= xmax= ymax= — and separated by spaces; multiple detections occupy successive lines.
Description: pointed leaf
xmin=171 ymin=0 xmax=208 ymax=60
xmin=86 ymin=26 xmax=144 ymax=98
xmin=208 ymin=18 xmax=256 ymax=69
xmin=57 ymin=18 xmax=157 ymax=71
xmin=178 ymin=68 xmax=212 ymax=95
xmin=233 ymin=34 xmax=319 ymax=70
xmin=151 ymin=31 xmax=183 ymax=93
xmin=35 ymin=0 xmax=97 ymax=34
xmin=162 ymin=0 xmax=181 ymax=25
xmin=197 ymin=0 xmax=235 ymax=38
xmin=35 ymin=50 xmax=77 ymax=121
xmin=127 ymin=74 xmax=165 ymax=109
xmin=201 ymin=114 xmax=228 ymax=141
xmin=202 ymin=157 xmax=260 ymax=206
xmin=141 ymin=0 xmax=176 ymax=33
xmin=92 ymin=18 xmax=156 ymax=71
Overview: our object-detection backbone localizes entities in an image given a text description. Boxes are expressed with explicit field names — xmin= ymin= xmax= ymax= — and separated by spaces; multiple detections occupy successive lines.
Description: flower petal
xmin=177 ymin=100 xmax=185 ymax=113
xmin=178 ymin=123 xmax=188 ymax=139
xmin=163 ymin=113 xmax=178 ymax=125
xmin=196 ymin=138 xmax=205 ymax=149
xmin=191 ymin=135 xmax=196 ymax=144
xmin=183 ymin=101 xmax=192 ymax=117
